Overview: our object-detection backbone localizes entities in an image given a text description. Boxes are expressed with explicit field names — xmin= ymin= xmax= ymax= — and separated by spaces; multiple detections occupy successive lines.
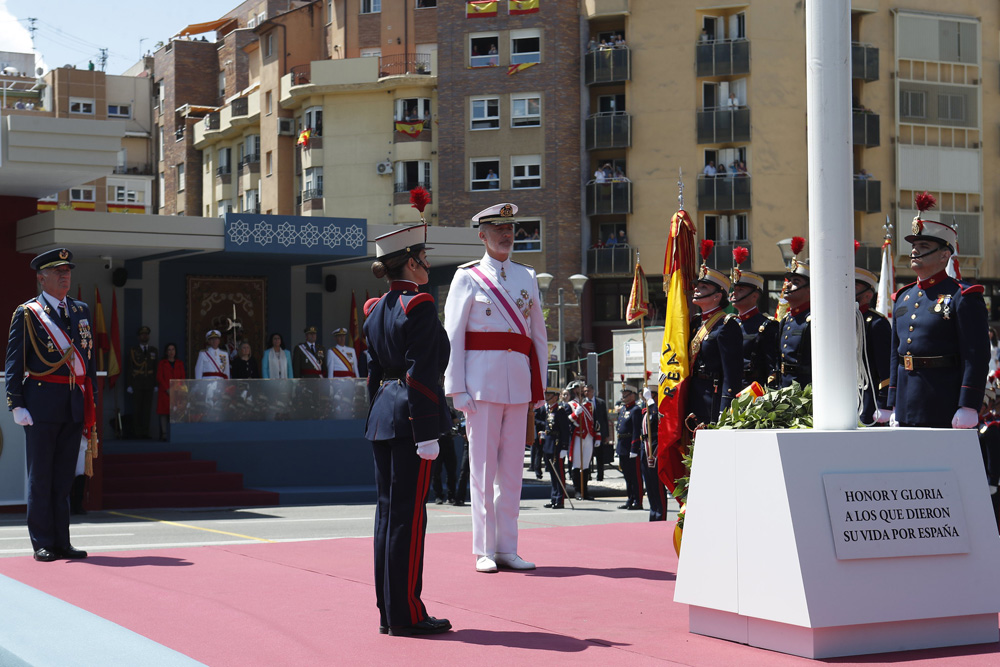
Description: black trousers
xmin=640 ymin=448 xmax=669 ymax=522
xmin=372 ymin=437 xmax=432 ymax=628
xmin=133 ymin=387 xmax=154 ymax=437
xmin=619 ymin=449 xmax=644 ymax=508
xmin=546 ymin=455 xmax=564 ymax=504
xmin=25 ymin=420 xmax=83 ymax=552
xmin=431 ymin=435 xmax=458 ymax=501
xmin=530 ymin=441 xmax=544 ymax=475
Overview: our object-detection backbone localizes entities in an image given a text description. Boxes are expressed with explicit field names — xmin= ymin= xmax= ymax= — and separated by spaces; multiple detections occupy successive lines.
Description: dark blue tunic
xmin=778 ymin=306 xmax=812 ymax=388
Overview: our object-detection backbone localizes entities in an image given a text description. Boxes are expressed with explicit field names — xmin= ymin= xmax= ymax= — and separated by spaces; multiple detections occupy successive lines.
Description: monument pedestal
xmin=673 ymin=428 xmax=1000 ymax=659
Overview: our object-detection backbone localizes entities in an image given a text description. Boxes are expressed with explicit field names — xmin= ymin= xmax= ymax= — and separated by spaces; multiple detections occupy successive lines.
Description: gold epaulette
xmin=458 ymin=260 xmax=480 ymax=269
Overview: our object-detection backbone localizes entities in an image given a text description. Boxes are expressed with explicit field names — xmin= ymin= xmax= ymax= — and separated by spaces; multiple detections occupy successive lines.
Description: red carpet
xmin=1 ymin=522 xmax=998 ymax=665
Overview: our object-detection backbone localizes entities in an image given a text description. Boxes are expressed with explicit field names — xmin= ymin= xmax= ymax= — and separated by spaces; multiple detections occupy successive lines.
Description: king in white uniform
xmin=444 ymin=203 xmax=548 ymax=573
xmin=194 ymin=329 xmax=230 ymax=379
xmin=327 ymin=327 xmax=359 ymax=378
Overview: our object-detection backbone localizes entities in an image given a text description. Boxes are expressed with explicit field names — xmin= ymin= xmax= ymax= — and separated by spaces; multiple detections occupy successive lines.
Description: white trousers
xmin=466 ymin=401 xmax=528 ymax=557
xmin=570 ymin=434 xmax=594 ymax=471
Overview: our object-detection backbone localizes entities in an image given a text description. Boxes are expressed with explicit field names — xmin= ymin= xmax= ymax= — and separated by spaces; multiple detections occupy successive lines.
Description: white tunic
xmin=326 ymin=344 xmax=359 ymax=377
xmin=194 ymin=348 xmax=230 ymax=379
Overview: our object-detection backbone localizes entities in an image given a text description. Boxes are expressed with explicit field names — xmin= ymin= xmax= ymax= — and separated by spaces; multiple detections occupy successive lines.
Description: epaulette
xmin=400 ymin=292 xmax=434 ymax=315
xmin=363 ymin=296 xmax=384 ymax=317
xmin=724 ymin=313 xmax=738 ymax=323
xmin=458 ymin=260 xmax=480 ymax=269
xmin=892 ymin=281 xmax=917 ymax=302
xmin=511 ymin=260 xmax=533 ymax=269
xmin=961 ymin=283 xmax=985 ymax=296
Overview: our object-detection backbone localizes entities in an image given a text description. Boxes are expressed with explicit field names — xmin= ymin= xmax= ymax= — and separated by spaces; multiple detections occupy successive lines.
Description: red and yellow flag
xmin=467 ymin=1 xmax=497 ymax=17
xmin=296 ymin=128 xmax=311 ymax=146
xmin=349 ymin=290 xmax=366 ymax=361
xmin=625 ymin=259 xmax=648 ymax=325
xmin=70 ymin=201 xmax=95 ymax=211
xmin=507 ymin=61 xmax=538 ymax=75
xmin=657 ymin=209 xmax=696 ymax=497
xmin=37 ymin=200 xmax=57 ymax=212
xmin=394 ymin=120 xmax=424 ymax=137
xmin=94 ymin=287 xmax=110 ymax=375
xmin=509 ymin=0 xmax=540 ymax=15
xmin=107 ymin=290 xmax=122 ymax=388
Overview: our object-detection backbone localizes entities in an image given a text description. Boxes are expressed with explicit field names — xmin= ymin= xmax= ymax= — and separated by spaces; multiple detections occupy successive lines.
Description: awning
xmin=176 ymin=17 xmax=236 ymax=37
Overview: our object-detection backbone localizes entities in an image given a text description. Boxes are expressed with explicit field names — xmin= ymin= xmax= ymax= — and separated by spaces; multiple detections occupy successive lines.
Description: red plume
xmin=409 ymin=187 xmax=431 ymax=213
xmin=790 ymin=236 xmax=805 ymax=255
xmin=915 ymin=191 xmax=936 ymax=213
xmin=732 ymin=246 xmax=749 ymax=266
xmin=646 ymin=370 xmax=652 ymax=379
xmin=853 ymin=239 xmax=860 ymax=253
xmin=699 ymin=239 xmax=714 ymax=261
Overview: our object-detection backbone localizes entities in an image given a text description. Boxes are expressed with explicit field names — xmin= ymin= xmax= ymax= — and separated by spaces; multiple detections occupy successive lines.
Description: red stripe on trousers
xmin=407 ymin=458 xmax=432 ymax=623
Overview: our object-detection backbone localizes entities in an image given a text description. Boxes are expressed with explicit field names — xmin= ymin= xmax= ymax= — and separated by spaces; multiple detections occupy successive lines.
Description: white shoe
xmin=475 ymin=555 xmax=498 ymax=573
xmin=495 ymin=553 xmax=535 ymax=570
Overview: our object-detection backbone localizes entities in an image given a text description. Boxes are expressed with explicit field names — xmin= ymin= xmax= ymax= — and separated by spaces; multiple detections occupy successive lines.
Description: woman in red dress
xmin=156 ymin=343 xmax=186 ymax=441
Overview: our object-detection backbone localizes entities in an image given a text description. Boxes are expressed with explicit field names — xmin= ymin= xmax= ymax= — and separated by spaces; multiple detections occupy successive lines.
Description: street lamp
xmin=776 ymin=237 xmax=795 ymax=266
xmin=536 ymin=272 xmax=589 ymax=387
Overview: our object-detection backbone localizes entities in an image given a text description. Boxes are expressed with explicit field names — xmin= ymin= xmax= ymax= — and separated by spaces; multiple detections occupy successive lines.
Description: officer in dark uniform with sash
xmin=540 ymin=387 xmax=570 ymax=509
xmin=777 ymin=253 xmax=812 ymax=388
xmin=887 ymin=193 xmax=989 ymax=429
xmin=855 ymin=267 xmax=891 ymax=424
xmin=293 ymin=326 xmax=325 ymax=378
xmin=729 ymin=248 xmax=778 ymax=390
xmin=688 ymin=258 xmax=743 ymax=424
xmin=616 ymin=383 xmax=644 ymax=511
xmin=363 ymin=223 xmax=451 ymax=637
xmin=6 ymin=248 xmax=97 ymax=562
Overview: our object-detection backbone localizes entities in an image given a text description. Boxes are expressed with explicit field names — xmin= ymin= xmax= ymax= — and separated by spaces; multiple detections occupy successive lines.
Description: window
xmin=248 ymin=16 xmax=256 ymax=29
xmin=510 ymin=29 xmax=541 ymax=65
xmin=470 ymin=33 xmax=499 ymax=67
xmin=265 ymin=90 xmax=273 ymax=115
xmin=217 ymin=147 xmax=231 ymax=175
xmin=158 ymin=172 xmax=165 ymax=208
xmin=416 ymin=0 xmax=436 ymax=7
xmin=327 ymin=0 xmax=333 ymax=22
xmin=243 ymin=135 xmax=260 ymax=163
xmin=304 ymin=106 xmax=324 ymax=136
xmin=361 ymin=0 xmax=381 ymax=13
xmin=70 ymin=187 xmax=95 ymax=202
xmin=471 ymin=159 xmax=500 ymax=190
xmin=598 ymin=94 xmax=625 ymax=113
xmin=513 ymin=219 xmax=541 ymax=252
xmin=218 ymin=71 xmax=226 ymax=98
xmin=304 ymin=167 xmax=324 ymax=198
xmin=176 ymin=163 xmax=185 ymax=191
xmin=158 ymin=127 xmax=164 ymax=160
xmin=108 ymin=183 xmax=145 ymax=204
xmin=900 ymin=90 xmax=926 ymax=119
xmin=703 ymin=214 xmax=748 ymax=243
xmin=69 ymin=97 xmax=94 ymax=114
xmin=266 ymin=151 xmax=273 ymax=176
xmin=471 ymin=96 xmax=499 ymax=130
xmin=257 ymin=11 xmax=266 ymax=23
xmin=597 ymin=221 xmax=627 ymax=246
xmin=108 ymin=104 xmax=131 ymax=118
xmin=938 ymin=93 xmax=966 ymax=122
xmin=244 ymin=189 xmax=259 ymax=212
xmin=395 ymin=98 xmax=431 ymax=121
xmin=360 ymin=48 xmax=382 ymax=58
xmin=264 ymin=32 xmax=276 ymax=58
xmin=511 ymin=94 xmax=541 ymax=127
xmin=218 ymin=199 xmax=233 ymax=217
xmin=394 ymin=160 xmax=431 ymax=192
xmin=511 ymin=155 xmax=541 ymax=189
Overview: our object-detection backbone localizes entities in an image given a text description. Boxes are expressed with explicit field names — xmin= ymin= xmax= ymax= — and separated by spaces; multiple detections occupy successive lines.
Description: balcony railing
xmin=302 ymin=187 xmax=323 ymax=201
xmin=290 ymin=63 xmax=311 ymax=85
xmin=696 ymin=107 xmax=751 ymax=144
xmin=114 ymin=162 xmax=153 ymax=176
xmin=853 ymin=179 xmax=880 ymax=213
xmin=586 ymin=244 xmax=635 ymax=275
xmin=206 ymin=112 xmax=221 ymax=130
xmin=702 ymin=241 xmax=752 ymax=272
xmin=216 ymin=165 xmax=232 ymax=177
xmin=379 ymin=53 xmax=432 ymax=77
xmin=696 ymin=175 xmax=751 ymax=211
xmin=231 ymin=97 xmax=249 ymax=117
xmin=240 ymin=153 xmax=261 ymax=167
xmin=852 ymin=43 xmax=879 ymax=82
xmin=852 ymin=111 xmax=879 ymax=147
xmin=585 ymin=46 xmax=631 ymax=85
xmin=242 ymin=205 xmax=261 ymax=214
xmin=393 ymin=180 xmax=432 ymax=194
xmin=585 ymin=180 xmax=632 ymax=216
xmin=585 ymin=112 xmax=631 ymax=150
xmin=696 ymin=39 xmax=750 ymax=78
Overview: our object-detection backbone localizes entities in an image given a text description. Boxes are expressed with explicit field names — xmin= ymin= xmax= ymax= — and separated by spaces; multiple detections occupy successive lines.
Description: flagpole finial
xmin=677 ymin=168 xmax=685 ymax=210
xmin=882 ymin=217 xmax=893 ymax=241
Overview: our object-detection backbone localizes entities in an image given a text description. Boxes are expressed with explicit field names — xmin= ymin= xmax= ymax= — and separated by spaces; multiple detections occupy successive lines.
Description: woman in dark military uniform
xmin=362 ymin=223 xmax=452 ymax=637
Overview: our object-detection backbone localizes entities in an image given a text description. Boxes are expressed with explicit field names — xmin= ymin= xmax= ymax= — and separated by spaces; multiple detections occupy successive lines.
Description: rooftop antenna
xmin=98 ymin=48 xmax=108 ymax=72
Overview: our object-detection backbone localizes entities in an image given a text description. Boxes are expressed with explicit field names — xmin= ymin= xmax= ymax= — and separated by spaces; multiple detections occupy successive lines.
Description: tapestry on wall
xmin=186 ymin=275 xmax=267 ymax=371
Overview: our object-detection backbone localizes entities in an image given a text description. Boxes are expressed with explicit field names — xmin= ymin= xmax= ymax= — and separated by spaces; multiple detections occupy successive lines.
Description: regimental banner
xmin=509 ymin=0 xmax=539 ymax=15
xmin=467 ymin=0 xmax=498 ymax=17
xmin=507 ymin=61 xmax=538 ymax=75
xmin=394 ymin=120 xmax=425 ymax=137
xmin=223 ymin=213 xmax=367 ymax=257
xmin=823 ymin=470 xmax=971 ymax=560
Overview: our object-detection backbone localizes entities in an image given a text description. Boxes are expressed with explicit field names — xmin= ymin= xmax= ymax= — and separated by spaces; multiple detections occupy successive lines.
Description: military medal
xmin=485 ymin=308 xmax=491 ymax=316
xmin=941 ymin=294 xmax=952 ymax=320
xmin=500 ymin=266 xmax=507 ymax=280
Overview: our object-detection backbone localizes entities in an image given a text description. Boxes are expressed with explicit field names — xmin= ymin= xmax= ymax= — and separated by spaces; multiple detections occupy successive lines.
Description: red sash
xmin=203 ymin=372 xmax=226 ymax=378
xmin=332 ymin=370 xmax=353 ymax=377
xmin=465 ymin=332 xmax=543 ymax=402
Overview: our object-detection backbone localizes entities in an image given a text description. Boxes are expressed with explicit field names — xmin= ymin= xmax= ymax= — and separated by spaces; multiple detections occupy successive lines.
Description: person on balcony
xmin=702 ymin=160 xmax=717 ymax=178
xmin=726 ymin=92 xmax=739 ymax=109
xmin=594 ymin=167 xmax=607 ymax=184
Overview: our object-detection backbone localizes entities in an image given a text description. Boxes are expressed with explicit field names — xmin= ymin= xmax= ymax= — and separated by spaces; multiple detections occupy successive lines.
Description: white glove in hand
xmin=453 ymin=392 xmax=477 ymax=414
xmin=875 ymin=408 xmax=892 ymax=425
xmin=12 ymin=407 xmax=33 ymax=426
xmin=629 ymin=451 xmax=638 ymax=459
xmin=951 ymin=406 xmax=978 ymax=429
xmin=559 ymin=450 xmax=568 ymax=459
xmin=127 ymin=386 xmax=134 ymax=395
xmin=642 ymin=387 xmax=654 ymax=406
xmin=888 ymin=411 xmax=899 ymax=428
xmin=416 ymin=439 xmax=439 ymax=460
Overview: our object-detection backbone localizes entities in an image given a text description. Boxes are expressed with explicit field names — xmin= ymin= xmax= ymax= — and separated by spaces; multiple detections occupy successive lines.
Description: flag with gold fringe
xmin=507 ymin=61 xmax=538 ymax=75
xmin=394 ymin=120 xmax=425 ymax=138
xmin=466 ymin=0 xmax=497 ymax=17
xmin=296 ymin=128 xmax=311 ymax=147
xmin=510 ymin=0 xmax=540 ymax=15
xmin=625 ymin=259 xmax=648 ymax=325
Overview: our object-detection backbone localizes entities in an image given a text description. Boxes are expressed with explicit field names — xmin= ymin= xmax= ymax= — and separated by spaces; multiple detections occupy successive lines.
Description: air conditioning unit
xmin=278 ymin=118 xmax=295 ymax=136
xmin=376 ymin=160 xmax=393 ymax=175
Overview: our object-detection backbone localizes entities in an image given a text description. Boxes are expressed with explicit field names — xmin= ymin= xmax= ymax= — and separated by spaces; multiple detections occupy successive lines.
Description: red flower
xmin=732 ymin=246 xmax=749 ymax=266
xmin=409 ymin=187 xmax=431 ymax=213
xmin=699 ymin=239 xmax=715 ymax=261
xmin=854 ymin=239 xmax=860 ymax=253
xmin=915 ymin=191 xmax=936 ymax=212
xmin=790 ymin=236 xmax=806 ymax=255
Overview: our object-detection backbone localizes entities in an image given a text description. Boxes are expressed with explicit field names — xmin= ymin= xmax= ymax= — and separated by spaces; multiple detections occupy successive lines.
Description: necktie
xmin=58 ymin=301 xmax=69 ymax=325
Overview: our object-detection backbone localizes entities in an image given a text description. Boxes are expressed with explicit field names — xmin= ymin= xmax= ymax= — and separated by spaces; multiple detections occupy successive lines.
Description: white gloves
xmin=416 ymin=439 xmax=440 ymax=460
xmin=452 ymin=392 xmax=477 ymax=414
xmin=875 ymin=408 xmax=892 ymax=425
xmin=642 ymin=387 xmax=654 ymax=406
xmin=629 ymin=451 xmax=638 ymax=459
xmin=889 ymin=411 xmax=899 ymax=428
xmin=13 ymin=407 xmax=33 ymax=426
xmin=951 ymin=407 xmax=978 ymax=429
xmin=127 ymin=386 xmax=134 ymax=394
xmin=559 ymin=450 xmax=568 ymax=459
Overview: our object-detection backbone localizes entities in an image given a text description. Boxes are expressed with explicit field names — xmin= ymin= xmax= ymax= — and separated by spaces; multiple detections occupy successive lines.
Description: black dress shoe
xmin=453 ymin=500 xmax=465 ymax=507
xmin=543 ymin=502 xmax=564 ymax=508
xmin=574 ymin=494 xmax=583 ymax=500
xmin=379 ymin=625 xmax=388 ymax=635
xmin=618 ymin=503 xmax=633 ymax=510
xmin=33 ymin=548 xmax=59 ymax=562
xmin=434 ymin=498 xmax=445 ymax=505
xmin=59 ymin=546 xmax=88 ymax=559
xmin=628 ymin=505 xmax=645 ymax=511
xmin=388 ymin=616 xmax=452 ymax=637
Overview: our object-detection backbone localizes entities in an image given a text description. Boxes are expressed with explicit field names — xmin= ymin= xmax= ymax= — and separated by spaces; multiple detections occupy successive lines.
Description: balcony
xmin=231 ymin=97 xmax=249 ymax=117
xmin=302 ymin=187 xmax=323 ymax=201
xmin=239 ymin=153 xmax=260 ymax=168
xmin=853 ymin=179 xmax=881 ymax=213
xmin=393 ymin=180 xmax=432 ymax=205
xmin=696 ymin=175 xmax=751 ymax=211
xmin=852 ymin=111 xmax=879 ymax=147
xmin=216 ymin=165 xmax=232 ymax=177
xmin=585 ymin=180 xmax=632 ymax=215
xmin=696 ymin=39 xmax=750 ymax=78
xmin=701 ymin=241 xmax=752 ymax=272
xmin=379 ymin=53 xmax=432 ymax=77
xmin=113 ymin=162 xmax=154 ymax=176
xmin=585 ymin=112 xmax=631 ymax=150
xmin=393 ymin=117 xmax=433 ymax=143
xmin=586 ymin=244 xmax=634 ymax=275
xmin=852 ymin=43 xmax=879 ymax=82
xmin=206 ymin=112 xmax=221 ymax=131
xmin=585 ymin=46 xmax=630 ymax=85
xmin=696 ymin=107 xmax=751 ymax=144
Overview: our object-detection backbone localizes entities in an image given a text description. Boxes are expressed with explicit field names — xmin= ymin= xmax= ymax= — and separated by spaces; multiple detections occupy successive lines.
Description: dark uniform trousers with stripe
xmin=364 ymin=282 xmax=450 ymax=629
xmin=640 ymin=406 xmax=669 ymax=521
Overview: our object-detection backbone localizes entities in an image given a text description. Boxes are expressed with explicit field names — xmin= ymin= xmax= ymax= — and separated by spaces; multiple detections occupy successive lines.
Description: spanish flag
xmin=625 ymin=259 xmax=648 ymax=325
xmin=657 ymin=208 xmax=697 ymax=497
xmin=70 ymin=201 xmax=95 ymax=211
xmin=507 ymin=61 xmax=538 ymax=75
xmin=37 ymin=200 xmax=57 ymax=212
xmin=394 ymin=120 xmax=424 ymax=137
xmin=297 ymin=127 xmax=311 ymax=147
xmin=349 ymin=290 xmax=366 ymax=362
xmin=509 ymin=0 xmax=540 ymax=15
xmin=467 ymin=1 xmax=497 ymax=17
xmin=108 ymin=290 xmax=122 ymax=388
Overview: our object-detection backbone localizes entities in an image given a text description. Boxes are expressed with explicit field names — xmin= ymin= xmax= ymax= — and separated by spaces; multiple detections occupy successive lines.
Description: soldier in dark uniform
xmin=363 ymin=223 xmax=451 ymax=637
xmin=586 ymin=384 xmax=609 ymax=482
xmin=540 ymin=387 xmax=570 ymax=509
xmin=640 ymin=383 xmax=669 ymax=521
xmin=887 ymin=195 xmax=989 ymax=429
xmin=615 ymin=384 xmax=644 ymax=511
xmin=977 ymin=386 xmax=1000 ymax=534
xmin=292 ymin=326 xmax=325 ymax=378
xmin=688 ymin=262 xmax=743 ymax=424
xmin=729 ymin=251 xmax=778 ymax=390
xmin=126 ymin=325 xmax=158 ymax=438
xmin=777 ymin=256 xmax=812 ymax=389
xmin=855 ymin=267 xmax=891 ymax=425
xmin=531 ymin=401 xmax=546 ymax=480
xmin=5 ymin=248 xmax=97 ymax=562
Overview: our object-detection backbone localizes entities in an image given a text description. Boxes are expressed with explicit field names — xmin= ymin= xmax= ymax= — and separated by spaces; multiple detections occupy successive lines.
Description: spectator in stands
xmin=594 ymin=166 xmax=606 ymax=184
xmin=156 ymin=343 xmax=185 ymax=441
xmin=231 ymin=341 xmax=260 ymax=379
xmin=703 ymin=160 xmax=717 ymax=178
xmin=262 ymin=332 xmax=293 ymax=379
xmin=617 ymin=230 xmax=628 ymax=245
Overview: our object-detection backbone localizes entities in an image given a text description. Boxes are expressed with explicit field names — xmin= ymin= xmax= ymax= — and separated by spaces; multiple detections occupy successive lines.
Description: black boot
xmin=70 ymin=475 xmax=87 ymax=515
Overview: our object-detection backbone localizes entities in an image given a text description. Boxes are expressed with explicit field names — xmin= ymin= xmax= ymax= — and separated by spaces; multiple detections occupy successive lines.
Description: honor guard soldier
xmin=640 ymin=383 xmax=669 ymax=521
xmin=293 ymin=326 xmax=325 ymax=378
xmin=729 ymin=247 xmax=778 ymax=390
xmin=444 ymin=202 xmax=547 ymax=573
xmin=5 ymin=248 xmax=97 ymax=562
xmin=855 ymin=267 xmax=891 ymax=424
xmin=364 ymin=222 xmax=452 ymax=636
xmin=616 ymin=383 xmax=645 ymax=511
xmin=327 ymin=327 xmax=358 ymax=378
xmin=887 ymin=192 xmax=990 ymax=429
xmin=688 ymin=244 xmax=743 ymax=424
xmin=540 ymin=387 xmax=570 ymax=509
xmin=776 ymin=238 xmax=812 ymax=388
xmin=566 ymin=380 xmax=596 ymax=500
xmin=125 ymin=325 xmax=158 ymax=438
xmin=194 ymin=330 xmax=230 ymax=379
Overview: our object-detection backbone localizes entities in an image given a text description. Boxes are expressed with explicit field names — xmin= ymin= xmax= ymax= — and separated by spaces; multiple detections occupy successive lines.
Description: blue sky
xmin=0 ymin=0 xmax=242 ymax=75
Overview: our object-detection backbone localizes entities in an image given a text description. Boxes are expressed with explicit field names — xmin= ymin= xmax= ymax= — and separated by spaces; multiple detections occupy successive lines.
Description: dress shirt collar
xmin=737 ymin=306 xmax=759 ymax=321
xmin=41 ymin=291 xmax=63 ymax=311
xmin=859 ymin=303 xmax=870 ymax=314
xmin=481 ymin=252 xmax=511 ymax=278
xmin=917 ymin=269 xmax=949 ymax=290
